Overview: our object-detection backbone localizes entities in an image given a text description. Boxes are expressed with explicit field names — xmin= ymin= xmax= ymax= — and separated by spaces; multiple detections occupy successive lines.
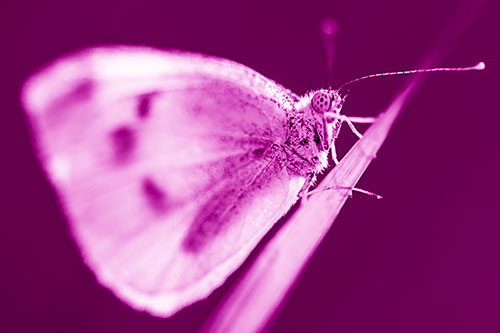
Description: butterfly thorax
xmin=281 ymin=110 xmax=330 ymax=177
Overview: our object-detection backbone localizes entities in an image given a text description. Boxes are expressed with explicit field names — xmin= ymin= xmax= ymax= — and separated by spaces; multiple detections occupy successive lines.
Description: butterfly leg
xmin=326 ymin=113 xmax=376 ymax=139
xmin=341 ymin=115 xmax=364 ymax=139
xmin=298 ymin=173 xmax=317 ymax=202
xmin=331 ymin=142 xmax=340 ymax=165
xmin=342 ymin=115 xmax=377 ymax=139
xmin=306 ymin=185 xmax=382 ymax=200
xmin=346 ymin=116 xmax=377 ymax=123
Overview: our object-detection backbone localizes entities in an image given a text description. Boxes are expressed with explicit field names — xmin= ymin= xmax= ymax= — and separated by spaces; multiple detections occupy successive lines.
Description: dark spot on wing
xmin=110 ymin=126 xmax=135 ymax=163
xmin=141 ymin=177 xmax=169 ymax=213
xmin=51 ymin=79 xmax=94 ymax=112
xmin=69 ymin=79 xmax=94 ymax=101
xmin=137 ymin=93 xmax=156 ymax=119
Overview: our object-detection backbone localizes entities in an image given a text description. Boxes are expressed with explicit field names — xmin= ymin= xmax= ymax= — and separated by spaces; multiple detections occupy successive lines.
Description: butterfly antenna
xmin=338 ymin=61 xmax=485 ymax=91
xmin=320 ymin=18 xmax=338 ymax=88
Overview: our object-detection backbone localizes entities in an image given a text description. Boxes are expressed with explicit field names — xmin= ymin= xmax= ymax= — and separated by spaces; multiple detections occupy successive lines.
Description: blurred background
xmin=2 ymin=0 xmax=499 ymax=332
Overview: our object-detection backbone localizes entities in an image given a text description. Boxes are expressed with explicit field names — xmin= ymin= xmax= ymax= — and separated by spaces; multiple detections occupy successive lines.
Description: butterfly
xmin=21 ymin=45 xmax=483 ymax=317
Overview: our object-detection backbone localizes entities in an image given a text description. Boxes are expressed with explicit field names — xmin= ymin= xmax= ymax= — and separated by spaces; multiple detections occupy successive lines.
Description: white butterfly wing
xmin=22 ymin=46 xmax=307 ymax=316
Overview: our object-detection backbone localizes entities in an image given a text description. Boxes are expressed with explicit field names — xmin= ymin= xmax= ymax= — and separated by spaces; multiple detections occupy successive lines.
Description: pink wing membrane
xmin=22 ymin=46 xmax=305 ymax=316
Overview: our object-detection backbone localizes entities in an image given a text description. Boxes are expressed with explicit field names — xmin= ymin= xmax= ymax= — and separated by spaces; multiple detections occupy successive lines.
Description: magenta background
xmin=3 ymin=0 xmax=499 ymax=332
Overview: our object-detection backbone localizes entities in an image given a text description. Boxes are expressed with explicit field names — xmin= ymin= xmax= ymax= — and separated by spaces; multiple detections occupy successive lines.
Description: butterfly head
xmin=306 ymin=88 xmax=349 ymax=153
xmin=310 ymin=88 xmax=348 ymax=116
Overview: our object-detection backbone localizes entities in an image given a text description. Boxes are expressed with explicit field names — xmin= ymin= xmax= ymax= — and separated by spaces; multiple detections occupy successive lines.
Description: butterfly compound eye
xmin=311 ymin=92 xmax=332 ymax=113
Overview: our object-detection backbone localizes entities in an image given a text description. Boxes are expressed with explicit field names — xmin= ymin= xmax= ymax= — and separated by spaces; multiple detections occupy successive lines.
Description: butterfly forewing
xmin=22 ymin=46 xmax=307 ymax=316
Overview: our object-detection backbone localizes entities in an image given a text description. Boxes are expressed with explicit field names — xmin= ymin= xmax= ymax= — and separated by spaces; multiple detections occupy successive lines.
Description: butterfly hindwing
xmin=22 ymin=46 xmax=307 ymax=316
